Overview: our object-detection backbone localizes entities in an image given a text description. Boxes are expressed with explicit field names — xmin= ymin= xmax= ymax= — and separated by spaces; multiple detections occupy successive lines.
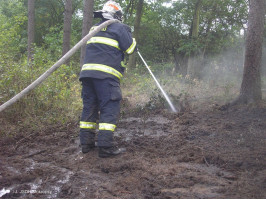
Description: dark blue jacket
xmin=80 ymin=20 xmax=136 ymax=82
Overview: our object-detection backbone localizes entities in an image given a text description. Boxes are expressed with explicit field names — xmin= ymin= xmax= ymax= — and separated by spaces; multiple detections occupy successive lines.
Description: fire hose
xmin=0 ymin=19 xmax=177 ymax=113
xmin=0 ymin=19 xmax=119 ymax=113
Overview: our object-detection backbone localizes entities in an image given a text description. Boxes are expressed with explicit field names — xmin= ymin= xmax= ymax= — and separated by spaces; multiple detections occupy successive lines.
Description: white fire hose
xmin=0 ymin=19 xmax=120 ymax=113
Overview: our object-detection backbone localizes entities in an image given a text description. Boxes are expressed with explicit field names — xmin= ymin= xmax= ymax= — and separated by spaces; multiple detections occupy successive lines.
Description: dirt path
xmin=0 ymin=104 xmax=265 ymax=198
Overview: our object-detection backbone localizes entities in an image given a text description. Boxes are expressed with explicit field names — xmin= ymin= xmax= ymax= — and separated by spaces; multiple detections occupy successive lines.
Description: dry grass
xmin=121 ymin=74 xmax=243 ymax=111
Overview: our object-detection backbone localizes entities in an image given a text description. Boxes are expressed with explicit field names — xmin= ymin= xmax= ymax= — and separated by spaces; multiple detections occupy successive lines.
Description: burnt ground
xmin=0 ymin=102 xmax=265 ymax=198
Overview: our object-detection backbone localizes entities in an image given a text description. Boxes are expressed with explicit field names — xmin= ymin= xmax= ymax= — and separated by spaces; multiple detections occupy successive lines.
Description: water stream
xmin=138 ymin=51 xmax=177 ymax=113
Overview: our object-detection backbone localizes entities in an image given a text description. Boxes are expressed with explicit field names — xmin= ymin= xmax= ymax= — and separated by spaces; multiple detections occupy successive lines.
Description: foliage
xmin=134 ymin=0 xmax=248 ymax=65
xmin=0 ymin=0 xmax=250 ymax=67
xmin=145 ymin=88 xmax=167 ymax=110
xmin=0 ymin=45 xmax=81 ymax=125
xmin=0 ymin=1 xmax=27 ymax=58
xmin=0 ymin=0 xmax=263 ymax=128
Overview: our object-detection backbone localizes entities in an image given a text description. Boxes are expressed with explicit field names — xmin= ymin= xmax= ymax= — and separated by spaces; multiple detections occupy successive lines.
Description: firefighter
xmin=79 ymin=0 xmax=137 ymax=158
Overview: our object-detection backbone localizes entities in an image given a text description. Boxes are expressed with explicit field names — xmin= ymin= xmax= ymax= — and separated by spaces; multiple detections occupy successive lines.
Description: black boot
xmin=98 ymin=146 xmax=126 ymax=158
xmin=81 ymin=144 xmax=95 ymax=153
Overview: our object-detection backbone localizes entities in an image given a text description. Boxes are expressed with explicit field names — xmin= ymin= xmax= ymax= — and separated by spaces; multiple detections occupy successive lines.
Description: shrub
xmin=0 ymin=47 xmax=81 ymax=128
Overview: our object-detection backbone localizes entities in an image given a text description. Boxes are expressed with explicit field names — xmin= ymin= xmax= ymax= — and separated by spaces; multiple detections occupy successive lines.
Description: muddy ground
xmin=0 ymin=102 xmax=265 ymax=198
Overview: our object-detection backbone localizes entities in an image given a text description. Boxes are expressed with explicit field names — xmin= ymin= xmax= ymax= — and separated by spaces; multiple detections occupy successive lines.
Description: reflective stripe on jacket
xmin=80 ymin=20 xmax=136 ymax=82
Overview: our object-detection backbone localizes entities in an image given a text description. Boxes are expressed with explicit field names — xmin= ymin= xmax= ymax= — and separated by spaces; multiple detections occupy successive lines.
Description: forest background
xmin=0 ymin=0 xmax=265 ymax=132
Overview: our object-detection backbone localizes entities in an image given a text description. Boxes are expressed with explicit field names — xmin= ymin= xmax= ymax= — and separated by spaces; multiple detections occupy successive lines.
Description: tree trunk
xmin=187 ymin=0 xmax=202 ymax=79
xmin=80 ymin=0 xmax=94 ymax=68
xmin=191 ymin=0 xmax=201 ymax=39
xmin=172 ymin=48 xmax=187 ymax=76
xmin=236 ymin=0 xmax=266 ymax=104
xmin=27 ymin=0 xmax=35 ymax=63
xmin=128 ymin=0 xmax=144 ymax=69
xmin=62 ymin=0 xmax=73 ymax=65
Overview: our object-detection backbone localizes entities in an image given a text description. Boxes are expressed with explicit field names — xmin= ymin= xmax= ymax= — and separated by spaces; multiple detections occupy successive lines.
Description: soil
xmin=0 ymin=102 xmax=265 ymax=198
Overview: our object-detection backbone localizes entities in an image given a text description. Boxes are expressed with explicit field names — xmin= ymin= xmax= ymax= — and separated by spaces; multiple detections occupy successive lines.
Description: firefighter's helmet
xmin=94 ymin=1 xmax=123 ymax=21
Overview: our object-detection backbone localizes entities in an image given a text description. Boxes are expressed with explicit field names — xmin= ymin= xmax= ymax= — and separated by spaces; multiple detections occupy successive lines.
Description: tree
xmin=80 ymin=0 xmax=94 ymax=67
xmin=34 ymin=0 xmax=65 ymax=46
xmin=27 ymin=0 xmax=35 ymax=62
xmin=235 ymin=0 xmax=266 ymax=104
xmin=62 ymin=0 xmax=73 ymax=65
xmin=187 ymin=0 xmax=202 ymax=79
xmin=128 ymin=0 xmax=144 ymax=69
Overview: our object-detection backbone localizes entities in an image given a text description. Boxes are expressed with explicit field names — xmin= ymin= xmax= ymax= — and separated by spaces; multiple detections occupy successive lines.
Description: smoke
xmin=200 ymin=47 xmax=245 ymax=87
xmin=199 ymin=43 xmax=266 ymax=87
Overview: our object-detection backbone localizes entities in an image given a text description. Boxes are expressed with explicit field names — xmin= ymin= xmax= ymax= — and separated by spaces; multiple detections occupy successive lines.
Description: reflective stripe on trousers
xmin=80 ymin=121 xmax=97 ymax=129
xmin=99 ymin=123 xmax=116 ymax=132
xmin=80 ymin=122 xmax=116 ymax=132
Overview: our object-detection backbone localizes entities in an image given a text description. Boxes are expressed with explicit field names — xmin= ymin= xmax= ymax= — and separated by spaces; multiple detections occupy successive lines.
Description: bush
xmin=0 ymin=47 xmax=81 ymax=127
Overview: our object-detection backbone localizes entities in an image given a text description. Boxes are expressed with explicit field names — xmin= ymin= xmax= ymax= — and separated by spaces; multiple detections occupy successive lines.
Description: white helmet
xmin=94 ymin=1 xmax=123 ymax=21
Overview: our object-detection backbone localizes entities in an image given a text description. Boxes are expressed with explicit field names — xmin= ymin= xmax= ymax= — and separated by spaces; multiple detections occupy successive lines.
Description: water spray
xmin=137 ymin=51 xmax=177 ymax=113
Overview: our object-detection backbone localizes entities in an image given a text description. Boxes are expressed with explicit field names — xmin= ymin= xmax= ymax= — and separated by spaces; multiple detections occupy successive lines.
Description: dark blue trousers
xmin=80 ymin=78 xmax=122 ymax=147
